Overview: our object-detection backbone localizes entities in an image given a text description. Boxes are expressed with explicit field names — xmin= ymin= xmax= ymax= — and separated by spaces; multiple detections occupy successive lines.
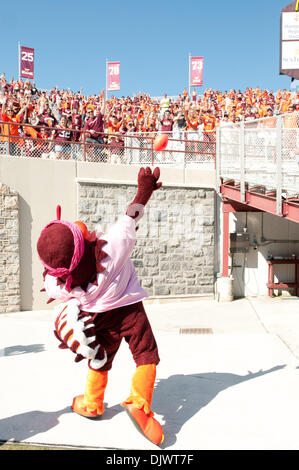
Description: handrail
xmin=0 ymin=120 xmax=216 ymax=167
xmin=217 ymin=111 xmax=299 ymax=209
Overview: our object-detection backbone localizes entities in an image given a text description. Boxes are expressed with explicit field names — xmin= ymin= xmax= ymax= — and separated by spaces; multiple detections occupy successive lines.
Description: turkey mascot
xmin=36 ymin=167 xmax=164 ymax=446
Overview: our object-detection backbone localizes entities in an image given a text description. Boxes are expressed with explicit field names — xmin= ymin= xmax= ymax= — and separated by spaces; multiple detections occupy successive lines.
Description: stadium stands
xmin=0 ymin=73 xmax=298 ymax=164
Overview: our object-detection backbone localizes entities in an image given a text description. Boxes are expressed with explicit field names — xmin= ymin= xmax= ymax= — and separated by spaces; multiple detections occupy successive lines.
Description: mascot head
xmin=37 ymin=205 xmax=104 ymax=292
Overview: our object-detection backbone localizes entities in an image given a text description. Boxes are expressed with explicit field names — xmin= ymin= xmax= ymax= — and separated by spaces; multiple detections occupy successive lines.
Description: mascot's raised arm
xmin=37 ymin=167 xmax=164 ymax=446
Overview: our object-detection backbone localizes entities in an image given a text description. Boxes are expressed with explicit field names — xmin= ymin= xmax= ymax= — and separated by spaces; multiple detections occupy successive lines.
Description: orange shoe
xmin=123 ymin=402 xmax=164 ymax=446
xmin=72 ymin=394 xmax=103 ymax=418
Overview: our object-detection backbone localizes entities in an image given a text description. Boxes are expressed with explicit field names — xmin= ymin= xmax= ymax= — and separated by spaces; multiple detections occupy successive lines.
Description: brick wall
xmin=0 ymin=183 xmax=20 ymax=312
xmin=78 ymin=182 xmax=215 ymax=297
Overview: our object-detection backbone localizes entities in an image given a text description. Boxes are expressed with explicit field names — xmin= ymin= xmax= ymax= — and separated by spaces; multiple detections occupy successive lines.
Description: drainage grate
xmin=179 ymin=328 xmax=213 ymax=334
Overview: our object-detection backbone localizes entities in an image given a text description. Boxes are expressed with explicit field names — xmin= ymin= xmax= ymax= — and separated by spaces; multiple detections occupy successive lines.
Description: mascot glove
xmin=53 ymin=299 xmax=107 ymax=369
xmin=136 ymin=167 xmax=162 ymax=200
xmin=127 ymin=167 xmax=162 ymax=220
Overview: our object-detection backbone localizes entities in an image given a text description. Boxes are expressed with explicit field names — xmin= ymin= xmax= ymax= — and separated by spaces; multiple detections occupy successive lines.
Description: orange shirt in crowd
xmin=17 ymin=125 xmax=42 ymax=148
xmin=257 ymin=105 xmax=267 ymax=118
xmin=203 ymin=115 xmax=216 ymax=133
xmin=23 ymin=125 xmax=38 ymax=139
xmin=108 ymin=118 xmax=122 ymax=135
xmin=279 ymin=99 xmax=291 ymax=114
xmin=186 ymin=117 xmax=199 ymax=131
xmin=1 ymin=112 xmax=22 ymax=142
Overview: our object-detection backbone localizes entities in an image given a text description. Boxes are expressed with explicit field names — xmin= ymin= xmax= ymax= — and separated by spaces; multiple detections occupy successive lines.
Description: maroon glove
xmin=126 ymin=167 xmax=162 ymax=219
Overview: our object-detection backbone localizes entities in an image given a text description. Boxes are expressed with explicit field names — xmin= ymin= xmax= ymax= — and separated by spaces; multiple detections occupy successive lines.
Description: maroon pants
xmin=90 ymin=301 xmax=160 ymax=371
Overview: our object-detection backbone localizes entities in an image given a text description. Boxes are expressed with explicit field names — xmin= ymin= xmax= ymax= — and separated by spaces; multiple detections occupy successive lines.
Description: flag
xmin=190 ymin=56 xmax=203 ymax=87
xmin=107 ymin=61 xmax=120 ymax=91
xmin=20 ymin=46 xmax=34 ymax=79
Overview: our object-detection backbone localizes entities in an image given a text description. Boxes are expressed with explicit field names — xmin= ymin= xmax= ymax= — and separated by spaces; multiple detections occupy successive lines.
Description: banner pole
xmin=18 ymin=41 xmax=21 ymax=81
xmin=188 ymin=52 xmax=191 ymax=97
xmin=105 ymin=59 xmax=108 ymax=101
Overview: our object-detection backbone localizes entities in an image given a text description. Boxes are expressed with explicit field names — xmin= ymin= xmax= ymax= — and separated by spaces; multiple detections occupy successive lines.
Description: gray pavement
xmin=0 ymin=295 xmax=299 ymax=450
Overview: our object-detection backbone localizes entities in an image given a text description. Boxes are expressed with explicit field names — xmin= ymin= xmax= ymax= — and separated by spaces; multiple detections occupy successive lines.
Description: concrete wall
xmin=233 ymin=212 xmax=299 ymax=297
xmin=1 ymin=153 xmax=298 ymax=310
xmin=0 ymin=183 xmax=20 ymax=312
xmin=0 ymin=156 xmax=77 ymax=310
xmin=78 ymin=181 xmax=215 ymax=297
xmin=0 ymin=155 xmax=216 ymax=310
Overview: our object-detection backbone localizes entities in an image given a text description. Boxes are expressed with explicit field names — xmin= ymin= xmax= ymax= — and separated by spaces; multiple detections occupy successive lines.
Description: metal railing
xmin=216 ymin=112 xmax=299 ymax=214
xmin=0 ymin=121 xmax=216 ymax=167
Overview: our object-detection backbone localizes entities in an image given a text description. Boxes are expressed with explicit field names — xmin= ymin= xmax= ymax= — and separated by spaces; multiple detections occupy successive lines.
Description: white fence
xmin=216 ymin=112 xmax=299 ymax=214
xmin=0 ymin=124 xmax=216 ymax=168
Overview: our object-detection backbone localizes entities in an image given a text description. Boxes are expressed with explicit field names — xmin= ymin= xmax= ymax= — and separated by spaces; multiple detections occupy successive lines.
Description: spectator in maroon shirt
xmin=72 ymin=94 xmax=80 ymax=112
xmin=109 ymin=134 xmax=124 ymax=164
xmin=51 ymin=115 xmax=72 ymax=159
xmin=83 ymin=100 xmax=105 ymax=145
xmin=41 ymin=103 xmax=57 ymax=128
xmin=160 ymin=110 xmax=173 ymax=134
xmin=72 ymin=114 xmax=82 ymax=142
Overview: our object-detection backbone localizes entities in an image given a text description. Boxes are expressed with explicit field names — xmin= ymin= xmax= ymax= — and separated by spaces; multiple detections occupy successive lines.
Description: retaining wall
xmin=78 ymin=182 xmax=215 ymax=297
xmin=0 ymin=155 xmax=217 ymax=310
xmin=0 ymin=183 xmax=20 ymax=312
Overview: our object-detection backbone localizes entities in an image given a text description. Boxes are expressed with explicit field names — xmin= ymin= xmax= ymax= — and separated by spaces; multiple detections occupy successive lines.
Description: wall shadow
xmin=19 ymin=195 xmax=33 ymax=310
xmin=1 ymin=344 xmax=45 ymax=357
xmin=152 ymin=365 xmax=285 ymax=448
xmin=0 ymin=366 xmax=285 ymax=447
xmin=0 ymin=402 xmax=123 ymax=447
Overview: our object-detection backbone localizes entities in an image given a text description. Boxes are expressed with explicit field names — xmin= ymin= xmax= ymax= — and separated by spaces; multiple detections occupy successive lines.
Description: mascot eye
xmin=74 ymin=221 xmax=89 ymax=239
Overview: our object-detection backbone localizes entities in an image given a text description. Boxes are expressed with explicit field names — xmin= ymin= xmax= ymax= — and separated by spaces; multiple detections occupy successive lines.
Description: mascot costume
xmin=37 ymin=167 xmax=164 ymax=446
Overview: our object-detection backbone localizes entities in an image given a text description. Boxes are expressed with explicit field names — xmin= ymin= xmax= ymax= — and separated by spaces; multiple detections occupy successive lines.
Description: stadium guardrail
xmin=216 ymin=111 xmax=299 ymax=213
xmin=0 ymin=121 xmax=216 ymax=168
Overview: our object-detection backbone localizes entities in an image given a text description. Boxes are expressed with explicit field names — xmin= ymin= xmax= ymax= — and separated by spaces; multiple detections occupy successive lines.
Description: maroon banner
xmin=190 ymin=56 xmax=203 ymax=87
xmin=20 ymin=46 xmax=34 ymax=79
xmin=107 ymin=61 xmax=120 ymax=91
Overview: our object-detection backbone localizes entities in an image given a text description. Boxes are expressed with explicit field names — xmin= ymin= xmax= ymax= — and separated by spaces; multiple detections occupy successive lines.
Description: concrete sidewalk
xmin=0 ymin=296 xmax=298 ymax=450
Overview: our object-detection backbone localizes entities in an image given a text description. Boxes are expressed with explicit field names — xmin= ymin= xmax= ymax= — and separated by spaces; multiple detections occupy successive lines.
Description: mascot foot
xmin=122 ymin=403 xmax=164 ymax=446
xmin=72 ymin=395 xmax=103 ymax=418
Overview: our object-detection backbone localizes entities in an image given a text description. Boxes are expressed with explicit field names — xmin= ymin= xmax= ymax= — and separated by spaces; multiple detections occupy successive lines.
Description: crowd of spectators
xmin=0 ymin=72 xmax=298 ymax=160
